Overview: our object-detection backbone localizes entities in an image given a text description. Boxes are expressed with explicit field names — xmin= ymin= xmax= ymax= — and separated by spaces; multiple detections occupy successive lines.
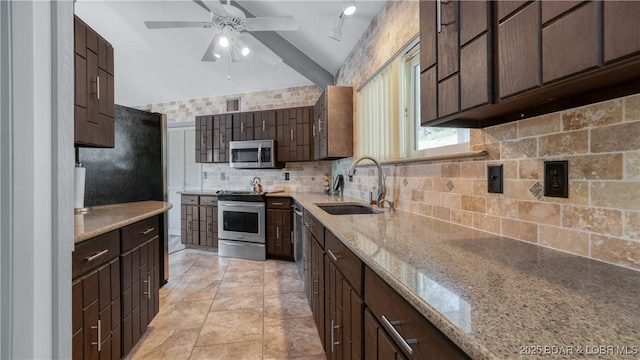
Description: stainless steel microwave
xmin=229 ymin=139 xmax=281 ymax=169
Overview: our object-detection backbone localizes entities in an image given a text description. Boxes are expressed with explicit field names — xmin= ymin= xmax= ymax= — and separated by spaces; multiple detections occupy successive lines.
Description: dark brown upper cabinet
xmin=420 ymin=0 xmax=492 ymax=127
xmin=313 ymin=86 xmax=353 ymax=160
xmin=420 ymin=0 xmax=640 ymax=128
xmin=74 ymin=16 xmax=115 ymax=148
xmin=276 ymin=106 xmax=313 ymax=163
xmin=233 ymin=112 xmax=255 ymax=141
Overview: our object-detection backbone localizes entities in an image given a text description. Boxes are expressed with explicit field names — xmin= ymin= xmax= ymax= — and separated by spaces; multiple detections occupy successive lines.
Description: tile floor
xmin=125 ymin=248 xmax=326 ymax=360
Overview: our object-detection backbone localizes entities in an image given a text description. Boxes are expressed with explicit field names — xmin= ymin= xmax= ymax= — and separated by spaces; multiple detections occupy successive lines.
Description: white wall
xmin=0 ymin=1 xmax=73 ymax=358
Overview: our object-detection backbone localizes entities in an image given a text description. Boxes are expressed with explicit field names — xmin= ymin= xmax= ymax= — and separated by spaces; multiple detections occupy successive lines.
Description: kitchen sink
xmin=316 ymin=203 xmax=383 ymax=215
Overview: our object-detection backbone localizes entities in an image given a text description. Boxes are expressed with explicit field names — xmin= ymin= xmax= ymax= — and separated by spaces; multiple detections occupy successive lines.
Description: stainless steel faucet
xmin=348 ymin=156 xmax=386 ymax=206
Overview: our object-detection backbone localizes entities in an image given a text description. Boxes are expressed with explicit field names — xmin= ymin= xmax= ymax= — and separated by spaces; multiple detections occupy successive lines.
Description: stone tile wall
xmin=137 ymin=85 xmax=321 ymax=124
xmin=138 ymin=85 xmax=330 ymax=193
xmin=332 ymin=0 xmax=640 ymax=271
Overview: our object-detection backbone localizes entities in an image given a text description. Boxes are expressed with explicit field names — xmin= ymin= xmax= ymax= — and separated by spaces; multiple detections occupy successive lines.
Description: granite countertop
xmin=291 ymin=193 xmax=640 ymax=360
xmin=75 ymin=200 xmax=173 ymax=244
xmin=178 ymin=190 xmax=290 ymax=196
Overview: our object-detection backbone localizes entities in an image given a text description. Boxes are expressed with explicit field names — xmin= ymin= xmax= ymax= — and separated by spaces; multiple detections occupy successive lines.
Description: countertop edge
xmin=291 ymin=193 xmax=497 ymax=360
xmin=75 ymin=201 xmax=173 ymax=244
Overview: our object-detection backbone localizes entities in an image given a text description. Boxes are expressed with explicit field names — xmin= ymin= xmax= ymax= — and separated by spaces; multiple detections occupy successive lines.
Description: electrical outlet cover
xmin=544 ymin=160 xmax=569 ymax=198
xmin=487 ymin=165 xmax=504 ymax=193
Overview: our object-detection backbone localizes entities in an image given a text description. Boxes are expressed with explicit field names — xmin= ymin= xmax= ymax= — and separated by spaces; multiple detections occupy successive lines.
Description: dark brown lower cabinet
xmin=364 ymin=266 xmax=469 ymax=360
xmin=307 ymin=226 xmax=325 ymax=347
xmin=266 ymin=197 xmax=293 ymax=259
xmin=364 ymin=308 xmax=407 ymax=360
xmin=72 ymin=231 xmax=121 ymax=360
xmin=181 ymin=194 xmax=218 ymax=249
xmin=121 ymin=216 xmax=160 ymax=358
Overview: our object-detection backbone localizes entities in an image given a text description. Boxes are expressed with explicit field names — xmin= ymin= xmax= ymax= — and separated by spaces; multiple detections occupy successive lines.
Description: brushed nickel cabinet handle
xmin=272 ymin=202 xmax=283 ymax=206
xmin=276 ymin=227 xmax=280 ymax=239
xmin=91 ymin=320 xmax=102 ymax=351
xmin=241 ymin=122 xmax=244 ymax=133
xmin=141 ymin=228 xmax=154 ymax=235
xmin=381 ymin=315 xmax=417 ymax=355
xmin=330 ymin=320 xmax=341 ymax=353
xmin=85 ymin=249 xmax=109 ymax=262
xmin=143 ymin=276 xmax=151 ymax=299
xmin=327 ymin=249 xmax=339 ymax=262
xmin=290 ymin=129 xmax=294 ymax=141
xmin=96 ymin=76 xmax=100 ymax=100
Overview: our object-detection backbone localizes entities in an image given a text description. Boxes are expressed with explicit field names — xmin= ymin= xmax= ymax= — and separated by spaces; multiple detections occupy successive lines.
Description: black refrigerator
xmin=79 ymin=104 xmax=169 ymax=285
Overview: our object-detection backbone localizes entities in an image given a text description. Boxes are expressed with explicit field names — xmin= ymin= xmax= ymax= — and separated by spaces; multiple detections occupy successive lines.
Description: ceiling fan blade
xmin=144 ymin=21 xmax=211 ymax=29
xmin=245 ymin=16 xmax=298 ymax=32
xmin=193 ymin=0 xmax=227 ymax=17
xmin=202 ymin=34 xmax=221 ymax=62
xmin=243 ymin=33 xmax=283 ymax=66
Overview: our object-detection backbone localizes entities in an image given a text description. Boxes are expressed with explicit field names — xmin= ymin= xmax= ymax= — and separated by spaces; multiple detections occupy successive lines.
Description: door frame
xmin=0 ymin=1 xmax=74 ymax=358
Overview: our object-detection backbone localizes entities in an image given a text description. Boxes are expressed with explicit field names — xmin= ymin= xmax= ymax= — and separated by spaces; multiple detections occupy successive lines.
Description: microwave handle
xmin=258 ymin=144 xmax=262 ymax=167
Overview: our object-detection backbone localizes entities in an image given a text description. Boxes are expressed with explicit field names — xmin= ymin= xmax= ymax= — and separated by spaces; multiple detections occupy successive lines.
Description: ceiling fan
xmin=144 ymin=0 xmax=298 ymax=64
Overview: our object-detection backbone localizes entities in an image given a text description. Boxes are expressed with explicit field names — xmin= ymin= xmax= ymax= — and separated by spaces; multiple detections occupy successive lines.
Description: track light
xmin=343 ymin=0 xmax=357 ymax=16
xmin=329 ymin=14 xmax=344 ymax=41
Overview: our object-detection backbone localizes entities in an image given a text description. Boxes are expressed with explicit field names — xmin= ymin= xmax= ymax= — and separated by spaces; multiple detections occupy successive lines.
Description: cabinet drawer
xmin=364 ymin=266 xmax=469 ymax=360
xmin=325 ymin=231 xmax=362 ymax=296
xmin=303 ymin=210 xmax=324 ymax=247
xmin=121 ymin=216 xmax=160 ymax=253
xmin=199 ymin=196 xmax=218 ymax=206
xmin=181 ymin=195 xmax=199 ymax=204
xmin=72 ymin=230 xmax=120 ymax=279
xmin=267 ymin=197 xmax=292 ymax=210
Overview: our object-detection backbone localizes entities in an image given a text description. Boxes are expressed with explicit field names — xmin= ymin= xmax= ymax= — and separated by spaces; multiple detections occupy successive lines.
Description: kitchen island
xmin=292 ymin=193 xmax=640 ymax=359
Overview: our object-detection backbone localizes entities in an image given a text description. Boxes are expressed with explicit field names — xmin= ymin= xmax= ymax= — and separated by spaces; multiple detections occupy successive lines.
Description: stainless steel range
xmin=216 ymin=190 xmax=266 ymax=261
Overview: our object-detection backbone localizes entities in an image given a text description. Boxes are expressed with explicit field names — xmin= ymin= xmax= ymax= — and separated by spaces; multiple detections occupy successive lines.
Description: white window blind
xmin=357 ymin=58 xmax=401 ymax=160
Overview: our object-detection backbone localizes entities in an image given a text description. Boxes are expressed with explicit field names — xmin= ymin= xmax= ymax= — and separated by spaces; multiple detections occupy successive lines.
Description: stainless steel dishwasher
xmin=293 ymin=203 xmax=304 ymax=279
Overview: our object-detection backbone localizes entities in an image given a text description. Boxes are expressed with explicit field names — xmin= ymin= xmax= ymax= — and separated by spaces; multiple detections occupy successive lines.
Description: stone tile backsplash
xmin=332 ymin=95 xmax=640 ymax=271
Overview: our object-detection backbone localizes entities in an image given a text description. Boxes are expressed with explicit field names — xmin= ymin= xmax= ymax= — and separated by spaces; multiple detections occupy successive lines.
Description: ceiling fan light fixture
xmin=219 ymin=35 xmax=229 ymax=47
xmin=241 ymin=46 xmax=250 ymax=56
xmin=343 ymin=0 xmax=357 ymax=16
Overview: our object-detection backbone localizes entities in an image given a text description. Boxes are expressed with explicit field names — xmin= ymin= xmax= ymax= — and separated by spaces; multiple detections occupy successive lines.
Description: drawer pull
xmin=381 ymin=315 xmax=417 ymax=355
xmin=276 ymin=227 xmax=280 ymax=239
xmin=143 ymin=276 xmax=151 ymax=299
xmin=327 ymin=249 xmax=339 ymax=262
xmin=91 ymin=319 xmax=102 ymax=352
xmin=330 ymin=320 xmax=341 ymax=353
xmin=271 ymin=202 xmax=283 ymax=206
xmin=141 ymin=227 xmax=155 ymax=235
xmin=304 ymin=222 xmax=313 ymax=228
xmin=85 ymin=249 xmax=109 ymax=262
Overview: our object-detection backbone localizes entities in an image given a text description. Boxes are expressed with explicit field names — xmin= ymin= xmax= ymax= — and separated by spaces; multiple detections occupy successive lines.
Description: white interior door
xmin=167 ymin=126 xmax=200 ymax=235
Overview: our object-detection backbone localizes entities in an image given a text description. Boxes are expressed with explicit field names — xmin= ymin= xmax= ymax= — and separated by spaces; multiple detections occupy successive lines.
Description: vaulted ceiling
xmin=74 ymin=0 xmax=385 ymax=106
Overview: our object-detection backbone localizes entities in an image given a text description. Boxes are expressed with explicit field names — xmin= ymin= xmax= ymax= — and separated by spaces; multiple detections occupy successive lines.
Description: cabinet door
xmin=459 ymin=1 xmax=491 ymax=111
xmin=419 ymin=0 xmax=436 ymax=72
xmin=437 ymin=0 xmax=459 ymax=81
xmin=213 ymin=114 xmax=233 ymax=163
xmin=291 ymin=107 xmax=313 ymax=161
xmin=195 ymin=116 xmax=213 ymax=163
xmin=182 ymin=204 xmax=199 ymax=245
xmin=266 ymin=208 xmax=293 ymax=258
xmin=313 ymin=94 xmax=328 ymax=160
xmin=199 ymin=205 xmax=217 ymax=248
xmin=254 ymin=110 xmax=276 ymax=140
xmin=233 ymin=112 xmax=254 ymax=141
xmin=542 ymin=1 xmax=598 ymax=83
xmin=364 ymin=308 xmax=406 ymax=360
xmin=498 ymin=1 xmax=540 ymax=99
xmin=310 ymin=235 xmax=325 ymax=346
xmin=276 ymin=109 xmax=291 ymax=163
xmin=603 ymin=1 xmax=640 ymax=64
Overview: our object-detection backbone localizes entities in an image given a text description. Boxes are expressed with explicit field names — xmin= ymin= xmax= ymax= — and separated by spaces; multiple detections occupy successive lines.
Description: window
xmin=356 ymin=41 xmax=469 ymax=161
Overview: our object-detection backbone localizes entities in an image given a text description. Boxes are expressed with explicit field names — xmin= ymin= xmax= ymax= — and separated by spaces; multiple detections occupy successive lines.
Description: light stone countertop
xmin=74 ymin=200 xmax=172 ymax=244
xmin=291 ymin=193 xmax=640 ymax=360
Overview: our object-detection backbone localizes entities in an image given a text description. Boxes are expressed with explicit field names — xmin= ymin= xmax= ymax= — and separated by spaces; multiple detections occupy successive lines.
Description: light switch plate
xmin=487 ymin=165 xmax=503 ymax=193
xmin=544 ymin=160 xmax=568 ymax=198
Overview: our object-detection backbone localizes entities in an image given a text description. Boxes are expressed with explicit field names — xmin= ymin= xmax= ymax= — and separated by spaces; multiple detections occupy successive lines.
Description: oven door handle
xmin=219 ymin=203 xmax=265 ymax=209
xmin=223 ymin=241 xmax=264 ymax=247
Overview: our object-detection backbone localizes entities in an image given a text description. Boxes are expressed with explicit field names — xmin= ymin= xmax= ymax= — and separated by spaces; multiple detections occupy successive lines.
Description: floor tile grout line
xmin=187 ymin=256 xmax=227 ymax=360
